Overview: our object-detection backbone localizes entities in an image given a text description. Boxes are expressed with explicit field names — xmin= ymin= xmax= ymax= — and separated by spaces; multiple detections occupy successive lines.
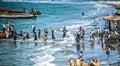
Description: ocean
xmin=0 ymin=1 xmax=119 ymax=66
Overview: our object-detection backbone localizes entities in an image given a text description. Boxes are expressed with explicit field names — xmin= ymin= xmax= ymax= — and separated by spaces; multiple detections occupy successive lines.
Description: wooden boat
xmin=0 ymin=8 xmax=42 ymax=15
xmin=29 ymin=11 xmax=41 ymax=15
xmin=0 ymin=13 xmax=35 ymax=18
xmin=0 ymin=8 xmax=41 ymax=18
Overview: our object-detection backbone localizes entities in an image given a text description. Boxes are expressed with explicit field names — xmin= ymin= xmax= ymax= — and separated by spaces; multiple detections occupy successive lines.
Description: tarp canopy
xmin=103 ymin=16 xmax=120 ymax=21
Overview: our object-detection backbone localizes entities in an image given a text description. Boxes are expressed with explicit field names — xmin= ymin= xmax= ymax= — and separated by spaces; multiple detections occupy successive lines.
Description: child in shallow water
xmin=78 ymin=51 xmax=84 ymax=61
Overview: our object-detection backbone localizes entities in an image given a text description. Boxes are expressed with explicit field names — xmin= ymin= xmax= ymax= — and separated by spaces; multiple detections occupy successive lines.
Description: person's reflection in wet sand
xmin=20 ymin=41 xmax=25 ymax=45
xmin=81 ymin=41 xmax=85 ymax=51
xmin=34 ymin=42 xmax=38 ymax=46
xmin=90 ymin=41 xmax=94 ymax=49
xmin=76 ymin=43 xmax=80 ymax=54
xmin=44 ymin=42 xmax=47 ymax=46
xmin=117 ymin=43 xmax=120 ymax=57
xmin=13 ymin=41 xmax=17 ymax=47
xmin=98 ymin=38 xmax=104 ymax=50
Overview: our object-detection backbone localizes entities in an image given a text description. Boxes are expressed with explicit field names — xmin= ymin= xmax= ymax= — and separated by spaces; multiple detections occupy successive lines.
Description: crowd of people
xmin=70 ymin=58 xmax=100 ymax=66
xmin=0 ymin=22 xmax=17 ymax=40
xmin=0 ymin=22 xmax=69 ymax=42
xmin=75 ymin=22 xmax=120 ymax=65
xmin=0 ymin=21 xmax=106 ymax=43
xmin=1 ymin=20 xmax=120 ymax=61
xmin=75 ymin=26 xmax=85 ymax=43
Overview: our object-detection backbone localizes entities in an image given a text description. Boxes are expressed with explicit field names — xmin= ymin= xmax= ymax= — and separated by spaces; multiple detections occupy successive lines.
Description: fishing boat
xmin=0 ymin=13 xmax=35 ymax=18
xmin=29 ymin=10 xmax=41 ymax=15
xmin=0 ymin=8 xmax=41 ymax=18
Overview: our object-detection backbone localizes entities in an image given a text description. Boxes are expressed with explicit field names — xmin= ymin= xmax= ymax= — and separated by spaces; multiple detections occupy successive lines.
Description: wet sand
xmin=98 ymin=1 xmax=120 ymax=6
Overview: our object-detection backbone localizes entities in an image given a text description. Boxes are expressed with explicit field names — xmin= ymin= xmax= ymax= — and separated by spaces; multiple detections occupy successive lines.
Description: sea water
xmin=0 ymin=1 xmax=119 ymax=66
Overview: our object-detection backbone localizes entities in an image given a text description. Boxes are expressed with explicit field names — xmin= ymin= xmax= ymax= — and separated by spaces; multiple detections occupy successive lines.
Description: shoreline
xmin=97 ymin=1 xmax=120 ymax=6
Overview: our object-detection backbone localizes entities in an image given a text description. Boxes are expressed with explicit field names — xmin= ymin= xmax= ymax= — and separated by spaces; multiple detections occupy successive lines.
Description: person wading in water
xmin=76 ymin=31 xmax=81 ymax=43
xmin=43 ymin=32 xmax=48 ymax=42
xmin=78 ymin=51 xmax=84 ymax=61
xmin=38 ymin=29 xmax=41 ymax=39
xmin=26 ymin=32 xmax=30 ymax=39
xmin=90 ymin=29 xmax=95 ymax=41
xmin=106 ymin=48 xmax=110 ymax=59
xmin=51 ymin=28 xmax=55 ymax=40
xmin=13 ymin=30 xmax=17 ymax=40
xmin=32 ymin=25 xmax=35 ymax=33
xmin=62 ymin=26 xmax=67 ymax=38
xmin=33 ymin=32 xmax=37 ymax=41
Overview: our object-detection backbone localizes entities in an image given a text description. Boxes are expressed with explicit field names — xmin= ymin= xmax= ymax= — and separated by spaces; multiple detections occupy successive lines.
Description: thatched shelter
xmin=103 ymin=16 xmax=120 ymax=30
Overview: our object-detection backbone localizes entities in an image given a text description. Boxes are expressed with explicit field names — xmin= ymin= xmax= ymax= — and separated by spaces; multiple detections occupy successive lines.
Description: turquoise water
xmin=0 ymin=1 xmax=119 ymax=66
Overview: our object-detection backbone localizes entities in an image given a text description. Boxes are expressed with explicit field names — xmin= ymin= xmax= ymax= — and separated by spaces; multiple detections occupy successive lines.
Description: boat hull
xmin=0 ymin=13 xmax=35 ymax=18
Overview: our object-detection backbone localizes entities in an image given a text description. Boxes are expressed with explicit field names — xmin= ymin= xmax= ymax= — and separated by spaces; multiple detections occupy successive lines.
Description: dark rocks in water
xmin=82 ymin=12 xmax=84 ymax=16
xmin=93 ymin=24 xmax=97 ymax=26
xmin=94 ymin=27 xmax=98 ymax=29
xmin=59 ymin=50 xmax=75 ymax=55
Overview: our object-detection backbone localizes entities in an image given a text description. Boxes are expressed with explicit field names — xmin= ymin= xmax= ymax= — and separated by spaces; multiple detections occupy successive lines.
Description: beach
xmin=0 ymin=1 xmax=120 ymax=66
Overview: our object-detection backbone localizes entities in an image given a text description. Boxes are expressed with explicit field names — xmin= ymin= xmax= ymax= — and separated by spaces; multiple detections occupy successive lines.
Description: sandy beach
xmin=98 ymin=1 xmax=120 ymax=5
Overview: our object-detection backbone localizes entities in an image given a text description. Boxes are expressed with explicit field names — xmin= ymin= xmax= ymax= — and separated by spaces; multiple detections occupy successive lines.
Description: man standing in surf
xmin=33 ymin=32 xmax=37 ymax=41
xmin=62 ymin=26 xmax=67 ymax=38
xmin=51 ymin=28 xmax=55 ymax=40
xmin=90 ymin=29 xmax=95 ymax=41
xmin=38 ymin=29 xmax=41 ymax=39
